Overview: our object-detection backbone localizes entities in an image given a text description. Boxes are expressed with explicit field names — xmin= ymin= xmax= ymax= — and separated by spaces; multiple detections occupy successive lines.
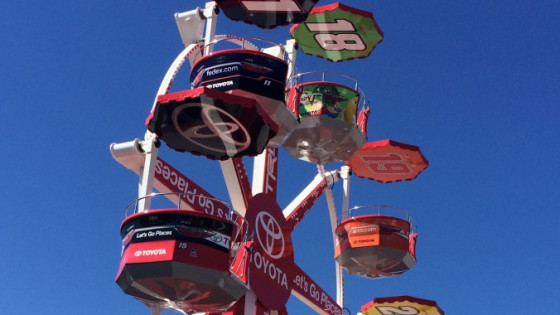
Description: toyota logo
xmin=255 ymin=212 xmax=284 ymax=259
xmin=171 ymin=102 xmax=251 ymax=154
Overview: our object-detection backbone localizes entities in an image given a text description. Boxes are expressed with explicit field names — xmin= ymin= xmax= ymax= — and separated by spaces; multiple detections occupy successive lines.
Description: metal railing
xmin=288 ymin=71 xmax=361 ymax=91
xmin=286 ymin=71 xmax=370 ymax=122
xmin=342 ymin=205 xmax=416 ymax=234
xmin=203 ymin=35 xmax=291 ymax=64
xmin=123 ymin=192 xmax=234 ymax=219
xmin=123 ymin=192 xmax=251 ymax=280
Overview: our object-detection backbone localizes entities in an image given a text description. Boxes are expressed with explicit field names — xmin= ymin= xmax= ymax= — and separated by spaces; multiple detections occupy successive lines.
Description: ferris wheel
xmin=109 ymin=2 xmax=442 ymax=315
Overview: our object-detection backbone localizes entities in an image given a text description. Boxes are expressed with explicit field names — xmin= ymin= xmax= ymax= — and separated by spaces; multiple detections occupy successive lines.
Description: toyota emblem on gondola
xmin=172 ymin=102 xmax=251 ymax=154
xmin=255 ymin=211 xmax=284 ymax=259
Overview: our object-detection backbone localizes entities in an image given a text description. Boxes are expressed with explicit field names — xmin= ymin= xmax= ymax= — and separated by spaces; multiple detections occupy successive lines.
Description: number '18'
xmin=305 ymin=19 xmax=366 ymax=51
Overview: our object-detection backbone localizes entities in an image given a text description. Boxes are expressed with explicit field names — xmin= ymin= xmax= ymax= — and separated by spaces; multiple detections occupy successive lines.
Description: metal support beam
xmin=203 ymin=1 xmax=218 ymax=55
xmin=220 ymin=159 xmax=249 ymax=216
xmin=137 ymin=133 xmax=159 ymax=212
xmin=317 ymin=165 xmax=344 ymax=308
xmin=340 ymin=165 xmax=351 ymax=221
xmin=252 ymin=147 xmax=278 ymax=198
xmin=285 ymin=39 xmax=297 ymax=80
xmin=283 ymin=169 xmax=340 ymax=230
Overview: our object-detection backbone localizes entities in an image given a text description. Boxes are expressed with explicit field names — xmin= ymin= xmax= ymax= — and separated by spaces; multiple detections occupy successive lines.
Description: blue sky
xmin=2 ymin=0 xmax=559 ymax=314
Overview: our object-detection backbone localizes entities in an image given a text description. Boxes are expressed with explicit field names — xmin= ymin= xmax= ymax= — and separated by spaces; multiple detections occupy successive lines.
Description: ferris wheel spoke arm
xmin=318 ymin=165 xmax=344 ymax=308
xmin=220 ymin=159 xmax=251 ymax=216
xmin=285 ymin=38 xmax=298 ymax=80
xmin=110 ymin=139 xmax=231 ymax=215
xmin=291 ymin=263 xmax=342 ymax=315
xmin=283 ymin=169 xmax=340 ymax=230
xmin=136 ymin=133 xmax=159 ymax=212
xmin=335 ymin=261 xmax=344 ymax=307
xmin=340 ymin=165 xmax=351 ymax=221
xmin=203 ymin=1 xmax=218 ymax=55
xmin=317 ymin=165 xmax=339 ymax=243
xmin=252 ymin=147 xmax=279 ymax=199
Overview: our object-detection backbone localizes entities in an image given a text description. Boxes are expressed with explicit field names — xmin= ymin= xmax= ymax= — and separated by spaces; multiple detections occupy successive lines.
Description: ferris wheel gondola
xmin=283 ymin=71 xmax=370 ymax=165
xmin=116 ymin=193 xmax=250 ymax=314
xmin=334 ymin=205 xmax=418 ymax=278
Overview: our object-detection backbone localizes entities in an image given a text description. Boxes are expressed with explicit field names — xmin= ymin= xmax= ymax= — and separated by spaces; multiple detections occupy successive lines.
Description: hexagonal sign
xmin=361 ymin=296 xmax=445 ymax=315
xmin=290 ymin=2 xmax=384 ymax=62
xmin=347 ymin=139 xmax=429 ymax=183
xmin=215 ymin=0 xmax=319 ymax=29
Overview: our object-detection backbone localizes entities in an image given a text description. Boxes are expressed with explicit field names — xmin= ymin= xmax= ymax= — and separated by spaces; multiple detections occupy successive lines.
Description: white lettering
xmin=155 ymin=230 xmax=172 ymax=236
xmin=253 ymin=251 xmax=289 ymax=290
xmin=309 ymin=283 xmax=320 ymax=302
xmin=134 ymin=249 xmax=167 ymax=257
xmin=207 ymin=80 xmax=234 ymax=89
xmin=265 ymin=148 xmax=277 ymax=194
xmin=294 ymin=274 xmax=309 ymax=293
xmin=154 ymin=159 xmax=229 ymax=220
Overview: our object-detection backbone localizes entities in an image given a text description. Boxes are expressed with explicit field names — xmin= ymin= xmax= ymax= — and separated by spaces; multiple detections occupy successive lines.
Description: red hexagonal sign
xmin=347 ymin=139 xmax=429 ymax=183
xmin=361 ymin=296 xmax=445 ymax=315
xmin=215 ymin=0 xmax=319 ymax=29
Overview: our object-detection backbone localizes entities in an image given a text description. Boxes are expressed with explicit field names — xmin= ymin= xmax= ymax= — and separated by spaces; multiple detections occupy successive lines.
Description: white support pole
xmin=317 ymin=165 xmax=339 ymax=250
xmin=285 ymin=39 xmax=297 ymax=80
xmin=337 ymin=166 xmax=351 ymax=306
xmin=203 ymin=1 xmax=218 ymax=55
xmin=282 ymin=170 xmax=338 ymax=219
xmin=252 ymin=149 xmax=268 ymax=196
xmin=340 ymin=165 xmax=351 ymax=221
xmin=137 ymin=133 xmax=159 ymax=212
xmin=317 ymin=165 xmax=344 ymax=308
xmin=150 ymin=308 xmax=162 ymax=315
xmin=220 ymin=159 xmax=248 ymax=216
xmin=244 ymin=290 xmax=258 ymax=315
xmin=252 ymin=148 xmax=278 ymax=198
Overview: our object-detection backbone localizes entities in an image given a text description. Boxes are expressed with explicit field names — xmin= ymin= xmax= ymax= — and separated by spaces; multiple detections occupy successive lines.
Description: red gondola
xmin=283 ymin=71 xmax=369 ymax=164
xmin=334 ymin=205 xmax=417 ymax=278
xmin=116 ymin=194 xmax=249 ymax=313
xmin=190 ymin=37 xmax=298 ymax=147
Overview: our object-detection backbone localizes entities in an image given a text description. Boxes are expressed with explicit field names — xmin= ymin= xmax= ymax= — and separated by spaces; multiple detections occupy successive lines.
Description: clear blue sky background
xmin=2 ymin=1 xmax=559 ymax=314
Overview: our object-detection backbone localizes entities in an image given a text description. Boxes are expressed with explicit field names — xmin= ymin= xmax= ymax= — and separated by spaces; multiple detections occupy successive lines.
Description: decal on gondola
xmin=191 ymin=50 xmax=288 ymax=101
xmin=116 ymin=209 xmax=247 ymax=313
xmin=283 ymin=74 xmax=367 ymax=164
xmin=298 ymin=83 xmax=359 ymax=122
xmin=335 ymin=206 xmax=417 ymax=278
xmin=146 ymin=87 xmax=277 ymax=159
xmin=290 ymin=3 xmax=383 ymax=62
xmin=215 ymin=0 xmax=319 ymax=29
